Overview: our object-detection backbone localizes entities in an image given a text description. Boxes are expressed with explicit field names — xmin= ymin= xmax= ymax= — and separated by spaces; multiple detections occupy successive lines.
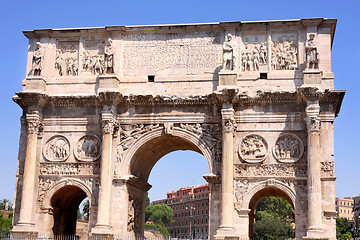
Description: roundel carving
xmin=239 ymin=134 xmax=268 ymax=163
xmin=43 ymin=135 xmax=70 ymax=161
xmin=273 ymin=133 xmax=304 ymax=163
xmin=75 ymin=135 xmax=101 ymax=161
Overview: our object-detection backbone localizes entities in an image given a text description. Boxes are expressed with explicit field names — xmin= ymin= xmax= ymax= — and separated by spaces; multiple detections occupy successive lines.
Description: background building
xmin=152 ymin=184 xmax=209 ymax=239
xmin=336 ymin=197 xmax=354 ymax=222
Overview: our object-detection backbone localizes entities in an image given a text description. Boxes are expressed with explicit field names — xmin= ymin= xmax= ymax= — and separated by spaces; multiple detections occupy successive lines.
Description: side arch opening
xmin=50 ymin=185 xmax=87 ymax=236
xmin=248 ymin=187 xmax=295 ymax=239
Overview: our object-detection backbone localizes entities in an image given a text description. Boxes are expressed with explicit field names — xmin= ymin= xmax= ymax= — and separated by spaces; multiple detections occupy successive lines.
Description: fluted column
xmin=13 ymin=112 xmax=41 ymax=233
xmin=304 ymin=100 xmax=324 ymax=239
xmin=92 ymin=114 xmax=117 ymax=235
xmin=215 ymin=107 xmax=238 ymax=239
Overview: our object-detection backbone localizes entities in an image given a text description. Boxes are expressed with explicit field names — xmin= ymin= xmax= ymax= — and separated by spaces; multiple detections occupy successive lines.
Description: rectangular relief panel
xmin=55 ymin=40 xmax=80 ymax=76
xmin=270 ymin=32 xmax=299 ymax=71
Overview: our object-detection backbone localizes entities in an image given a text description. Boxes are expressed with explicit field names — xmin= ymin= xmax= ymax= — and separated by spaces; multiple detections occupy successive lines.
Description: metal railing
xmin=0 ymin=234 xmax=168 ymax=240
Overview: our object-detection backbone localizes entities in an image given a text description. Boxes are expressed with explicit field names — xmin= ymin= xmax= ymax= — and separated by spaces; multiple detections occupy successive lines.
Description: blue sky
xmin=0 ymin=0 xmax=359 ymax=202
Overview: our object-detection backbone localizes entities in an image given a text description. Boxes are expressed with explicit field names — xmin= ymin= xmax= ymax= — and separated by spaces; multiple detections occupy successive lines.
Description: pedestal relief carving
xmin=241 ymin=35 xmax=267 ymax=72
xmin=239 ymin=134 xmax=268 ymax=163
xmin=43 ymin=135 xmax=70 ymax=162
xmin=55 ymin=40 xmax=79 ymax=76
xmin=273 ymin=133 xmax=304 ymax=163
xmin=235 ymin=163 xmax=307 ymax=177
xmin=32 ymin=42 xmax=43 ymax=76
xmin=271 ymin=34 xmax=298 ymax=70
xmin=75 ymin=135 xmax=101 ymax=161
xmin=321 ymin=162 xmax=334 ymax=177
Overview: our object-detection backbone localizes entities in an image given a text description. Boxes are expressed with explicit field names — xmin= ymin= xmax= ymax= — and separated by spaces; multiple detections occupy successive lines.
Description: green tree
xmin=145 ymin=192 xmax=150 ymax=209
xmin=145 ymin=204 xmax=174 ymax=225
xmin=82 ymin=200 xmax=89 ymax=221
xmin=336 ymin=217 xmax=352 ymax=240
xmin=253 ymin=197 xmax=294 ymax=239
xmin=0 ymin=212 xmax=12 ymax=235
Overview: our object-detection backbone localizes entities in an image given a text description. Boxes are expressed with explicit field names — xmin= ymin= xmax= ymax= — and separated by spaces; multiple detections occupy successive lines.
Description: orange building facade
xmin=152 ymin=184 xmax=210 ymax=239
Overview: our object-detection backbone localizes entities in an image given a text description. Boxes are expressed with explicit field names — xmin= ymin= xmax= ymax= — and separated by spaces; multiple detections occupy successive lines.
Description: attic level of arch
xmin=25 ymin=18 xmax=336 ymax=82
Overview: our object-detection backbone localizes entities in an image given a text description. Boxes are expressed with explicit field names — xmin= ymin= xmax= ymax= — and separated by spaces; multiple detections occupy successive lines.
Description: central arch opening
xmin=128 ymin=133 xmax=213 ymax=239
xmin=50 ymin=185 xmax=88 ymax=236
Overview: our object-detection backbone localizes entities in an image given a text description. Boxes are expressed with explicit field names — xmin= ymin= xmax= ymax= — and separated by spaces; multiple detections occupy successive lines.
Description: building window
xmin=206 ymin=218 xmax=208 ymax=223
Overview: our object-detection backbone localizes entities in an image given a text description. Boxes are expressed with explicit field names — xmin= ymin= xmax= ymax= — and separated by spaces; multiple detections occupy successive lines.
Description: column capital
xmin=102 ymin=118 xmax=118 ymax=135
xmin=221 ymin=108 xmax=235 ymax=132
xmin=305 ymin=100 xmax=321 ymax=133
xmin=26 ymin=111 xmax=41 ymax=135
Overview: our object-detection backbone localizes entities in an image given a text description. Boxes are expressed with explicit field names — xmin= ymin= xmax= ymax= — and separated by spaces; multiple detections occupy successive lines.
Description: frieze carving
xmin=82 ymin=39 xmax=105 ymax=74
xmin=271 ymin=34 xmax=298 ymax=70
xmin=305 ymin=34 xmax=319 ymax=69
xmin=43 ymin=135 xmax=70 ymax=162
xmin=273 ymin=134 xmax=304 ymax=163
xmin=241 ymin=35 xmax=267 ymax=72
xmin=239 ymin=134 xmax=268 ymax=163
xmin=75 ymin=135 xmax=101 ymax=161
xmin=235 ymin=163 xmax=307 ymax=177
xmin=234 ymin=179 xmax=249 ymax=205
xmin=123 ymin=32 xmax=222 ymax=74
xmin=32 ymin=42 xmax=43 ymax=76
xmin=321 ymin=162 xmax=334 ymax=177
xmin=222 ymin=34 xmax=236 ymax=71
xmin=128 ymin=194 xmax=142 ymax=232
xmin=40 ymin=163 xmax=100 ymax=175
xmin=55 ymin=40 xmax=79 ymax=76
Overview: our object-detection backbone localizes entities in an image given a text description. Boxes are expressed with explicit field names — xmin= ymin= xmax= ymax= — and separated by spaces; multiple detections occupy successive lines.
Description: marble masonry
xmin=12 ymin=18 xmax=344 ymax=240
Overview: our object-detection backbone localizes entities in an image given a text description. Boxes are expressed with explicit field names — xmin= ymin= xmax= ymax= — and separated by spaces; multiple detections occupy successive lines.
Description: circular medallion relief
xmin=74 ymin=135 xmax=101 ymax=161
xmin=273 ymin=133 xmax=304 ymax=163
xmin=43 ymin=135 xmax=70 ymax=161
xmin=239 ymin=134 xmax=268 ymax=163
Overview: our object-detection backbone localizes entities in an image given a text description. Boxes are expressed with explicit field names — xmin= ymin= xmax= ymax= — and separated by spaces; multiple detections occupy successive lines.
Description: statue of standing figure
xmin=305 ymin=34 xmax=319 ymax=69
xmin=222 ymin=34 xmax=236 ymax=71
xmin=104 ymin=38 xmax=115 ymax=74
xmin=32 ymin=42 xmax=43 ymax=76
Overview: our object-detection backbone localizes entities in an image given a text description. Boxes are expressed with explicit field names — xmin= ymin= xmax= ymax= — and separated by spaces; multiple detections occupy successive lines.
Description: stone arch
xmin=124 ymin=126 xmax=215 ymax=181
xmin=243 ymin=179 xmax=296 ymax=239
xmin=41 ymin=178 xmax=94 ymax=236
xmin=42 ymin=178 xmax=94 ymax=210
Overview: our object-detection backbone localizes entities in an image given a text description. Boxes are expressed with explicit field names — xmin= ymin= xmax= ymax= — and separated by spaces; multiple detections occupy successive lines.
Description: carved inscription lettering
xmin=123 ymin=33 xmax=222 ymax=74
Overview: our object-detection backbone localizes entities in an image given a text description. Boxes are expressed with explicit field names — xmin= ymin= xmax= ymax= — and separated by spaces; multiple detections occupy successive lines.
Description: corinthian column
xmin=304 ymin=100 xmax=324 ymax=239
xmin=92 ymin=114 xmax=117 ymax=235
xmin=215 ymin=107 xmax=238 ymax=239
xmin=13 ymin=112 xmax=41 ymax=233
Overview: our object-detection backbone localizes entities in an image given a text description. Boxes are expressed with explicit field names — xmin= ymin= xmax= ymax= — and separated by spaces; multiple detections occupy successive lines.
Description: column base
xmin=11 ymin=223 xmax=38 ymax=238
xmin=303 ymin=227 xmax=327 ymax=240
xmin=214 ymin=225 xmax=239 ymax=240
xmin=91 ymin=224 xmax=113 ymax=238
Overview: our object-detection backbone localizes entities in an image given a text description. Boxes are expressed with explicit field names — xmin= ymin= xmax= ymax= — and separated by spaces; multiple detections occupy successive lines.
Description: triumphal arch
xmin=12 ymin=18 xmax=344 ymax=239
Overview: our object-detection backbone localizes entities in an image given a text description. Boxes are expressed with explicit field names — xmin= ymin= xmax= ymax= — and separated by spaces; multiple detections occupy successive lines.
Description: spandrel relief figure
xmin=222 ymin=34 xmax=235 ymax=71
xmin=271 ymin=35 xmax=298 ymax=70
xmin=273 ymin=134 xmax=304 ymax=163
xmin=241 ymin=37 xmax=267 ymax=72
xmin=32 ymin=42 xmax=43 ymax=76
xmin=104 ymin=38 xmax=115 ymax=74
xmin=239 ymin=134 xmax=268 ymax=163
xmin=75 ymin=135 xmax=101 ymax=161
xmin=305 ymin=34 xmax=319 ymax=69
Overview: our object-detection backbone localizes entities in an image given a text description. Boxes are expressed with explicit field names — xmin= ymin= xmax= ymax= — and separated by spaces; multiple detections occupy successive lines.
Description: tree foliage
xmin=82 ymin=200 xmax=89 ymax=221
xmin=145 ymin=204 xmax=174 ymax=225
xmin=145 ymin=192 xmax=150 ymax=209
xmin=336 ymin=217 xmax=352 ymax=240
xmin=253 ymin=197 xmax=294 ymax=240
xmin=0 ymin=212 xmax=12 ymax=235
